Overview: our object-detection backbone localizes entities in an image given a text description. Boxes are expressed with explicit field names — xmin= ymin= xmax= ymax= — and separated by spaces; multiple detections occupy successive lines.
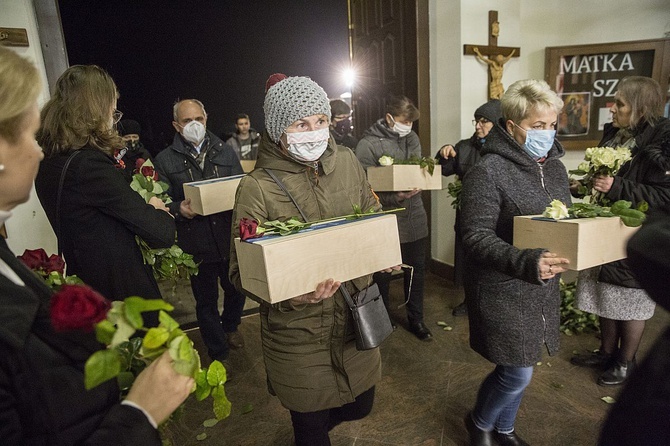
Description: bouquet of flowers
xmin=377 ymin=155 xmax=437 ymax=175
xmin=49 ymin=285 xmax=231 ymax=421
xmin=131 ymin=159 xmax=199 ymax=285
xmin=569 ymin=146 xmax=632 ymax=205
xmin=17 ymin=248 xmax=83 ymax=289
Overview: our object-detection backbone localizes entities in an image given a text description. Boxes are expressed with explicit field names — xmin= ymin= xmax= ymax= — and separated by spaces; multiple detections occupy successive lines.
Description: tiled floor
xmin=161 ymin=272 xmax=669 ymax=445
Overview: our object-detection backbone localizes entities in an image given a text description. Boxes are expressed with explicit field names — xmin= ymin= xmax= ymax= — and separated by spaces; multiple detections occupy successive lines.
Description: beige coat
xmin=229 ymin=133 xmax=382 ymax=412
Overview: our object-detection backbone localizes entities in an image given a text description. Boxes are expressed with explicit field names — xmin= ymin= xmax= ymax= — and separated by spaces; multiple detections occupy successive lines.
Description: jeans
xmin=190 ymin=259 xmax=246 ymax=361
xmin=290 ymin=386 xmax=375 ymax=446
xmin=472 ymin=364 xmax=534 ymax=434
xmin=373 ymin=237 xmax=426 ymax=325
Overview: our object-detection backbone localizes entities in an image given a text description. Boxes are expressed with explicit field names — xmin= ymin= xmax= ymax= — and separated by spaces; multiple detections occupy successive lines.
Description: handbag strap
xmin=264 ymin=168 xmax=309 ymax=222
xmin=339 ymin=284 xmax=357 ymax=309
xmin=56 ymin=151 xmax=81 ymax=255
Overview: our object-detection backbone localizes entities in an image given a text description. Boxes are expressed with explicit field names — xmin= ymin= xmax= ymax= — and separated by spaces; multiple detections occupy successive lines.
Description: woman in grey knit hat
xmin=229 ymin=75 xmax=384 ymax=446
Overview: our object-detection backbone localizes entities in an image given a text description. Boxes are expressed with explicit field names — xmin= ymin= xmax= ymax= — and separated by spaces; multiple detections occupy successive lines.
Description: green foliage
xmin=559 ymin=279 xmax=600 ymax=336
xmin=567 ymin=200 xmax=647 ymax=227
xmin=136 ymin=236 xmax=200 ymax=285
xmin=393 ymin=155 xmax=437 ymax=175
xmin=446 ymin=177 xmax=462 ymax=209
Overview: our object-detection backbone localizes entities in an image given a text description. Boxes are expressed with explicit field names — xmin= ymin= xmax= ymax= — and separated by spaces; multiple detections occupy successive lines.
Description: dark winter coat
xmin=437 ymin=133 xmax=484 ymax=178
xmin=229 ymin=132 xmax=382 ymax=412
xmin=599 ymin=203 xmax=670 ymax=445
xmin=355 ymin=119 xmax=429 ymax=243
xmin=597 ymin=118 xmax=670 ymax=288
xmin=35 ymin=148 xmax=175 ymax=302
xmin=225 ymin=130 xmax=260 ymax=161
xmin=0 ymin=237 xmax=160 ymax=445
xmin=154 ymin=131 xmax=243 ymax=264
xmin=460 ymin=121 xmax=571 ymax=367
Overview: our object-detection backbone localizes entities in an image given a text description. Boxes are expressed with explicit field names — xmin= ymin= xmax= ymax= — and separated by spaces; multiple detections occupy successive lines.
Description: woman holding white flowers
xmin=460 ymin=79 xmax=571 ymax=446
xmin=571 ymin=76 xmax=670 ymax=387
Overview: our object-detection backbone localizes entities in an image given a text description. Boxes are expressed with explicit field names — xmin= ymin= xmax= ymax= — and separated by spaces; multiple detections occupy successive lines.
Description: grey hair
xmin=616 ymin=76 xmax=664 ymax=129
xmin=501 ymin=79 xmax=564 ymax=125
xmin=173 ymin=99 xmax=207 ymax=121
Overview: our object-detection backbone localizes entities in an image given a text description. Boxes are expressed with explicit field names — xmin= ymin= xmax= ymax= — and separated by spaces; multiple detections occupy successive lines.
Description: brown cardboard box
xmin=366 ymin=165 xmax=442 ymax=191
xmin=513 ymin=215 xmax=639 ymax=271
xmin=234 ymin=214 xmax=402 ymax=303
xmin=240 ymin=160 xmax=256 ymax=173
xmin=183 ymin=174 xmax=244 ymax=216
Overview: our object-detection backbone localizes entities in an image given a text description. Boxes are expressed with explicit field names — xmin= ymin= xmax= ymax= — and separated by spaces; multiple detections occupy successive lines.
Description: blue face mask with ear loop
xmin=514 ymin=123 xmax=556 ymax=159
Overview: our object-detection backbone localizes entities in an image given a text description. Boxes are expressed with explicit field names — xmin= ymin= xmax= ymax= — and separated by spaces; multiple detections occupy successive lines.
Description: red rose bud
xmin=239 ymin=218 xmax=259 ymax=241
xmin=17 ymin=248 xmax=49 ymax=270
xmin=135 ymin=158 xmax=146 ymax=170
xmin=50 ymin=284 xmax=111 ymax=332
xmin=141 ymin=165 xmax=155 ymax=178
xmin=44 ymin=254 xmax=66 ymax=275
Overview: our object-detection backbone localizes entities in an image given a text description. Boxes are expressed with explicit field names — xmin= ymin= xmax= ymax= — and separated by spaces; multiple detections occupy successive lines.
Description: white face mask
xmin=285 ymin=127 xmax=330 ymax=162
xmin=389 ymin=115 xmax=412 ymax=137
xmin=181 ymin=121 xmax=206 ymax=145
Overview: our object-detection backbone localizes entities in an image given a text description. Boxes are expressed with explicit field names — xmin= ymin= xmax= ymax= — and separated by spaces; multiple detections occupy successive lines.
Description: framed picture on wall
xmin=545 ymin=38 xmax=670 ymax=150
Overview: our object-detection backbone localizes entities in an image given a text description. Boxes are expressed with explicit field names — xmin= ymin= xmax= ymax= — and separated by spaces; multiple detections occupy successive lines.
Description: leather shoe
xmin=570 ymin=349 xmax=611 ymax=369
xmin=409 ymin=321 xmax=433 ymax=341
xmin=226 ymin=331 xmax=245 ymax=349
xmin=598 ymin=359 xmax=635 ymax=386
xmin=464 ymin=412 xmax=494 ymax=446
xmin=452 ymin=300 xmax=468 ymax=317
xmin=494 ymin=430 xmax=530 ymax=446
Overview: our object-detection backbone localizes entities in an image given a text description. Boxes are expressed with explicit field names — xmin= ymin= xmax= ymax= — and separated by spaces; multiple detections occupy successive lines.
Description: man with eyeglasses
xmin=436 ymin=99 xmax=502 ymax=316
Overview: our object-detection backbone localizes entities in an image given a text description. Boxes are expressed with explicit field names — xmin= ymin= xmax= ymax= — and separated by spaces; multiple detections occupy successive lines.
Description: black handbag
xmin=340 ymin=283 xmax=394 ymax=350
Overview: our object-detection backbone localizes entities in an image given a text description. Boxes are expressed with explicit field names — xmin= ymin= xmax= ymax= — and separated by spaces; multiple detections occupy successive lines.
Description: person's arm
xmin=599 ymin=164 xmax=670 ymax=208
xmin=77 ymin=154 xmax=175 ymax=248
xmin=153 ymin=154 xmax=197 ymax=221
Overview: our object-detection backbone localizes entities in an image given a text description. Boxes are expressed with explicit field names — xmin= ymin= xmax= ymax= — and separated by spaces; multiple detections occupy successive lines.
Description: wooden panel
xmin=0 ymin=27 xmax=29 ymax=46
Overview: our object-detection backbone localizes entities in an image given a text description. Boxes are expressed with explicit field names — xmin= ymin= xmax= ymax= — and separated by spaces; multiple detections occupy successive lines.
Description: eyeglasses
xmin=113 ymin=109 xmax=123 ymax=124
xmin=472 ymin=118 xmax=490 ymax=127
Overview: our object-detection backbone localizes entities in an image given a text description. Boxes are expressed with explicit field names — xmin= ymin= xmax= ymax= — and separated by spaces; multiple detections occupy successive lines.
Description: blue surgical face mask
xmin=514 ymin=123 xmax=555 ymax=159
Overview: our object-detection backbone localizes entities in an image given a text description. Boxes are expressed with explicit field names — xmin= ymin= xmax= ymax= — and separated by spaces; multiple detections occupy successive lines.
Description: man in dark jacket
xmin=225 ymin=113 xmax=260 ymax=161
xmin=154 ymin=99 xmax=246 ymax=363
xmin=436 ymin=99 xmax=502 ymax=316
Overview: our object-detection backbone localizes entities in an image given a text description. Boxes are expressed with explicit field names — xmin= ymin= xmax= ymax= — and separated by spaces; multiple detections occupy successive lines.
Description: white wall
xmin=429 ymin=0 xmax=670 ymax=268
xmin=1 ymin=0 xmax=57 ymax=255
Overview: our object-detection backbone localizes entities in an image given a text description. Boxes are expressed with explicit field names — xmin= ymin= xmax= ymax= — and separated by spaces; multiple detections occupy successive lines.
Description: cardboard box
xmin=513 ymin=216 xmax=639 ymax=271
xmin=366 ymin=165 xmax=442 ymax=191
xmin=183 ymin=174 xmax=244 ymax=216
xmin=240 ymin=160 xmax=256 ymax=173
xmin=234 ymin=214 xmax=402 ymax=303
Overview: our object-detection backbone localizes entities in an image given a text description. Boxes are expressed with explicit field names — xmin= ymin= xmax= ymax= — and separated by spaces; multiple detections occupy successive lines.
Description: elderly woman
xmin=0 ymin=47 xmax=192 ymax=445
xmin=229 ymin=75 xmax=383 ymax=446
xmin=571 ymin=76 xmax=670 ymax=386
xmin=460 ymin=79 xmax=571 ymax=446
xmin=34 ymin=65 xmax=175 ymax=311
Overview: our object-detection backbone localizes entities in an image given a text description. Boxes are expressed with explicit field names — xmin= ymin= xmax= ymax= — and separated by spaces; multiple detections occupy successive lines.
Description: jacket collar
xmin=169 ymin=130 xmax=222 ymax=156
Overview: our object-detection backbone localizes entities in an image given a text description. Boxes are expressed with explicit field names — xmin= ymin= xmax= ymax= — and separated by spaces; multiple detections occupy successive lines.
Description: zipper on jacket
xmin=184 ymin=159 xmax=194 ymax=182
xmin=538 ymin=164 xmax=552 ymax=201
xmin=541 ymin=311 xmax=547 ymax=347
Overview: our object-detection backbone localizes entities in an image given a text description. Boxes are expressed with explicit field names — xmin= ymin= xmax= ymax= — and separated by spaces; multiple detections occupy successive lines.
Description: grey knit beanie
xmin=474 ymin=99 xmax=502 ymax=124
xmin=264 ymin=76 xmax=332 ymax=143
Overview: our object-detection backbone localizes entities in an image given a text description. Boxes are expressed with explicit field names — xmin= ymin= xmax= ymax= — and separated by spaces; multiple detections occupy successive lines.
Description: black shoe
xmin=494 ymin=430 xmax=530 ymax=446
xmin=570 ymin=350 xmax=611 ymax=369
xmin=598 ymin=359 xmax=635 ymax=386
xmin=409 ymin=321 xmax=433 ymax=341
xmin=464 ymin=412 xmax=494 ymax=446
xmin=452 ymin=301 xmax=468 ymax=317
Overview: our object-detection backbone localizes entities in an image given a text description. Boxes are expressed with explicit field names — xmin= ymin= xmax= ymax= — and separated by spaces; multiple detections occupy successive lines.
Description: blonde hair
xmin=501 ymin=79 xmax=564 ymax=124
xmin=0 ymin=46 xmax=41 ymax=143
xmin=617 ymin=76 xmax=664 ymax=129
xmin=37 ymin=65 xmax=124 ymax=156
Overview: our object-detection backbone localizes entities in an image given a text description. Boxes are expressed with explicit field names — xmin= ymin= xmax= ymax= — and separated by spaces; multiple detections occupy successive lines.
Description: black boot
xmin=464 ymin=413 xmax=494 ymax=446
xmin=409 ymin=321 xmax=433 ymax=341
xmin=598 ymin=359 xmax=635 ymax=386
xmin=494 ymin=430 xmax=530 ymax=446
xmin=452 ymin=300 xmax=468 ymax=316
xmin=570 ymin=349 xmax=612 ymax=369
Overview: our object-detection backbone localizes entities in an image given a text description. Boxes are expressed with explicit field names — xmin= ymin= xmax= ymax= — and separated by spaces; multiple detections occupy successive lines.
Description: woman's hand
xmin=396 ymin=189 xmax=422 ymax=201
xmin=125 ymin=351 xmax=194 ymax=426
xmin=538 ymin=252 xmax=570 ymax=280
xmin=593 ymin=175 xmax=614 ymax=193
xmin=380 ymin=264 xmax=402 ymax=273
xmin=569 ymin=179 xmax=582 ymax=196
xmin=179 ymin=198 xmax=198 ymax=219
xmin=439 ymin=144 xmax=456 ymax=159
xmin=148 ymin=196 xmax=171 ymax=215
xmin=289 ymin=278 xmax=341 ymax=305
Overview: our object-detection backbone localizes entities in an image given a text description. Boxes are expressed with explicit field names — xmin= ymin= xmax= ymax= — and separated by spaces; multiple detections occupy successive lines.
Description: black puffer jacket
xmin=598 ymin=118 xmax=670 ymax=288
xmin=154 ymin=131 xmax=243 ymax=263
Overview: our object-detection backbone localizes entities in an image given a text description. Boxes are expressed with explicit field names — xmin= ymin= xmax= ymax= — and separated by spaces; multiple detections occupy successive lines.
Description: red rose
xmin=18 ymin=248 xmax=49 ymax=270
xmin=141 ymin=165 xmax=155 ymax=178
xmin=239 ymin=218 xmax=259 ymax=241
xmin=134 ymin=158 xmax=146 ymax=173
xmin=50 ymin=285 xmax=111 ymax=332
xmin=43 ymin=254 xmax=66 ymax=275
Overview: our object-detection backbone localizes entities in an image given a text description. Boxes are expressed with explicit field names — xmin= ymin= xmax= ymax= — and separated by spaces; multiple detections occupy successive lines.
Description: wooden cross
xmin=463 ymin=11 xmax=520 ymax=99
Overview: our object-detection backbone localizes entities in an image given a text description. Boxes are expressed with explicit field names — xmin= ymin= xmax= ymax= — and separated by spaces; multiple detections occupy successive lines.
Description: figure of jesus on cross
xmin=464 ymin=11 xmax=520 ymax=100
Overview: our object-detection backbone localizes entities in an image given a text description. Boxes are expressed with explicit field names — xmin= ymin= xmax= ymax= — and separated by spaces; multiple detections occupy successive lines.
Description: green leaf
xmin=95 ymin=319 xmax=117 ymax=345
xmin=85 ymin=349 xmax=122 ymax=390
xmin=211 ymin=384 xmax=232 ymax=420
xmin=601 ymin=396 xmax=616 ymax=404
xmin=117 ymin=370 xmax=136 ymax=391
xmin=436 ymin=321 xmax=448 ymax=327
xmin=207 ymin=360 xmax=228 ymax=386
xmin=159 ymin=310 xmax=180 ymax=332
xmin=143 ymin=327 xmax=170 ymax=349
xmin=203 ymin=418 xmax=220 ymax=428
xmin=196 ymin=433 xmax=207 ymax=441
xmin=124 ymin=297 xmax=174 ymax=329
xmin=240 ymin=403 xmax=254 ymax=414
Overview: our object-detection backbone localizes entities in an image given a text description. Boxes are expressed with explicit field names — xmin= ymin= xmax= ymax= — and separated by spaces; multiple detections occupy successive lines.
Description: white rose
xmin=379 ymin=155 xmax=394 ymax=166
xmin=542 ymin=199 xmax=569 ymax=220
xmin=592 ymin=148 xmax=616 ymax=169
xmin=577 ymin=161 xmax=591 ymax=173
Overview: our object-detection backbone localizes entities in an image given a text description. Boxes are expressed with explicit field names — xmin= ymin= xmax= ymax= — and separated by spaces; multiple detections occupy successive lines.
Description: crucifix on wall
xmin=464 ymin=11 xmax=520 ymax=99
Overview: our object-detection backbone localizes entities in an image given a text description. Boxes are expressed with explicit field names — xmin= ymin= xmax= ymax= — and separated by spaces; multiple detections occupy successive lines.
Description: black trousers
xmin=373 ymin=237 xmax=426 ymax=325
xmin=290 ymin=386 xmax=376 ymax=446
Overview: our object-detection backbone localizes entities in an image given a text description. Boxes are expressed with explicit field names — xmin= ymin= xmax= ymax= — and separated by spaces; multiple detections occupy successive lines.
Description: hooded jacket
xmin=355 ymin=119 xmax=429 ymax=243
xmin=229 ymin=132 xmax=382 ymax=412
xmin=460 ymin=120 xmax=571 ymax=367
xmin=225 ymin=129 xmax=260 ymax=161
